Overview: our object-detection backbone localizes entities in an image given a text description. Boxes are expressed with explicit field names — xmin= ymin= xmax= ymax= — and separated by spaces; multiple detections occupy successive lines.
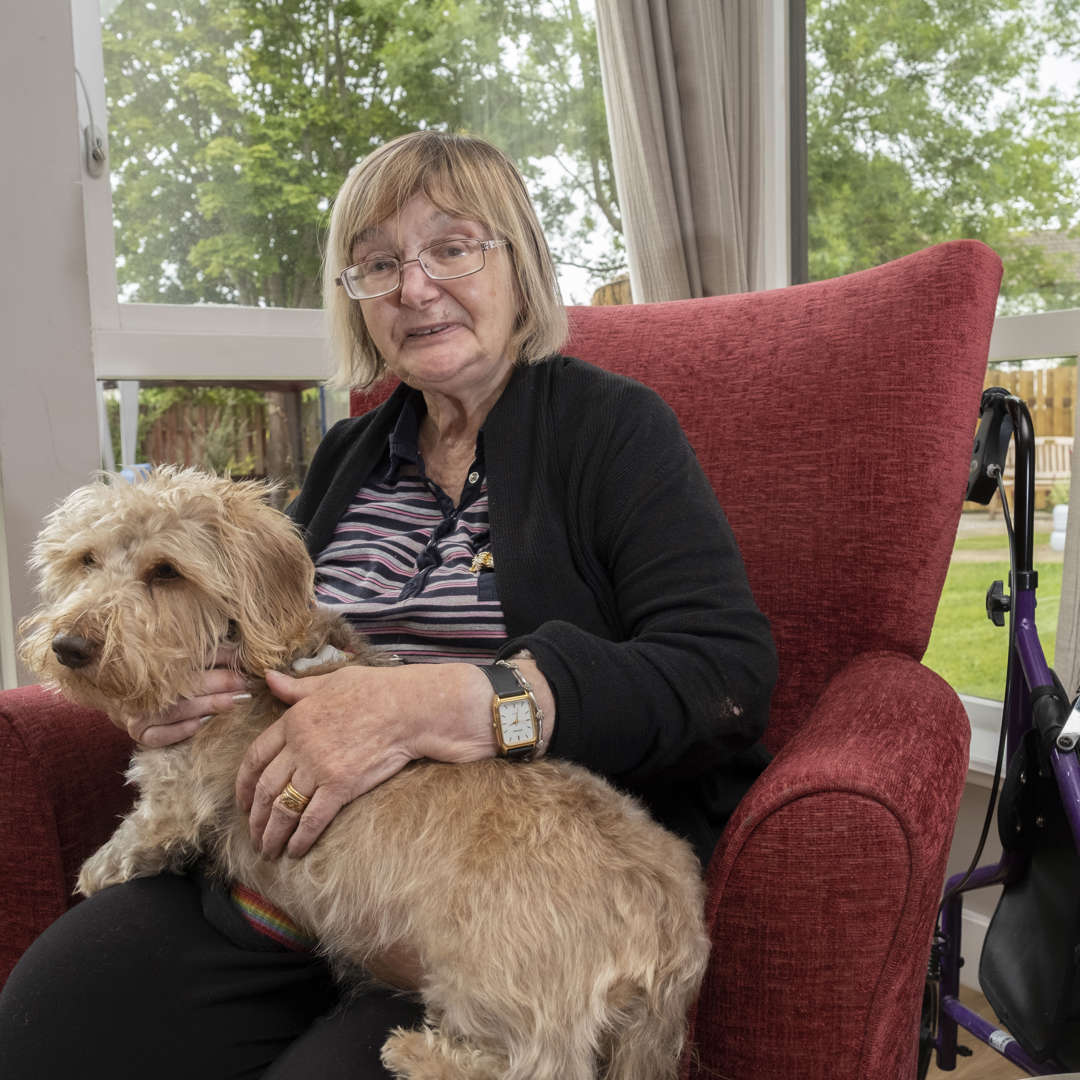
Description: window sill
xmin=962 ymin=694 xmax=1006 ymax=789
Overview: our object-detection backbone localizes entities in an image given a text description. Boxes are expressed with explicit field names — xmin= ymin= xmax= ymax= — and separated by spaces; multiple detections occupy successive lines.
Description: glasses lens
xmin=340 ymin=238 xmax=491 ymax=298
xmin=343 ymin=256 xmax=400 ymax=299
xmin=419 ymin=238 xmax=484 ymax=280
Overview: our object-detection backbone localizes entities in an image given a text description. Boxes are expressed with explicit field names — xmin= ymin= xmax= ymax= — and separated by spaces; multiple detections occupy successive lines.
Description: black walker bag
xmin=979 ymin=726 xmax=1080 ymax=1066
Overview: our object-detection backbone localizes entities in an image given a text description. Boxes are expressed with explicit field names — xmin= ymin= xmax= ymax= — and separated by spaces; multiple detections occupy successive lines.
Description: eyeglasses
xmin=335 ymin=237 xmax=509 ymax=301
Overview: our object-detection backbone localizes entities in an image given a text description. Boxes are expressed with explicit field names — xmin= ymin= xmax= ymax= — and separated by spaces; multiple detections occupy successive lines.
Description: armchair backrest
xmin=564 ymin=242 xmax=1000 ymax=750
xmin=354 ymin=241 xmax=1003 ymax=752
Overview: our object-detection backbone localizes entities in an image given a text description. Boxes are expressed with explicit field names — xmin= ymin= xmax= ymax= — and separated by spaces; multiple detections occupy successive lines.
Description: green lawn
xmin=923 ymin=559 xmax=1062 ymax=700
xmin=953 ymin=531 xmax=1050 ymax=552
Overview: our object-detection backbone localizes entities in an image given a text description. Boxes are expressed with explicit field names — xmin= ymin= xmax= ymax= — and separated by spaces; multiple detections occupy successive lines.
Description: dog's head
xmin=19 ymin=468 xmax=316 ymax=715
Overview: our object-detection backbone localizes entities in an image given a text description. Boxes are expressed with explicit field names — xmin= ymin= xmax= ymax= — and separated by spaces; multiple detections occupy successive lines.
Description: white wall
xmin=0 ymin=1 xmax=101 ymax=686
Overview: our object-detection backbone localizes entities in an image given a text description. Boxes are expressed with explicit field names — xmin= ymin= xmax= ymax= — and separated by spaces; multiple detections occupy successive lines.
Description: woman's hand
xmin=237 ymin=663 xmax=496 ymax=860
xmin=118 ymin=647 xmax=251 ymax=748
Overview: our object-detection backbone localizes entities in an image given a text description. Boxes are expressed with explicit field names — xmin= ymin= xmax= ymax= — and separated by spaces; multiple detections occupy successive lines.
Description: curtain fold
xmin=595 ymin=0 xmax=763 ymax=302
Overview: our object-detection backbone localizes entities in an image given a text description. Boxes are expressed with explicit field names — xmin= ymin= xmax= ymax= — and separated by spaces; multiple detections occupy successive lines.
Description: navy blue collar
xmin=384 ymin=388 xmax=487 ymax=483
xmin=385 ymin=388 xmax=425 ymax=479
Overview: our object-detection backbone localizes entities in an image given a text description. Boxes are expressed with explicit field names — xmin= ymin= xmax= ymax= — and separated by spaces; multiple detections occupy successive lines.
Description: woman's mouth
xmin=406 ymin=323 xmax=456 ymax=339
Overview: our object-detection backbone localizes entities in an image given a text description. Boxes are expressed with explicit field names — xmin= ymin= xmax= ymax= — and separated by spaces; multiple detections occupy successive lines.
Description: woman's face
xmin=353 ymin=193 xmax=519 ymax=403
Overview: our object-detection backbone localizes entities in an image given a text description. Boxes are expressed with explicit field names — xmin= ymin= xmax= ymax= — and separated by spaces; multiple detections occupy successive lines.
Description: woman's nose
xmin=398 ymin=259 xmax=441 ymax=306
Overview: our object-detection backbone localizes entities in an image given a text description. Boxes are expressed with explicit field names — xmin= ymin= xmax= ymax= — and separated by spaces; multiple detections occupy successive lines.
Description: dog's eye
xmin=148 ymin=562 xmax=181 ymax=583
xmin=81 ymin=552 xmax=97 ymax=569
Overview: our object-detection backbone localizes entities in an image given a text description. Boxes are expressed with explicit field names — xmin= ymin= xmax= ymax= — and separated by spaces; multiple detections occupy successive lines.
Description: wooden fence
xmin=977 ymin=365 xmax=1076 ymax=510
xmin=143 ymin=400 xmax=269 ymax=475
xmin=140 ymin=390 xmax=323 ymax=498
xmin=985 ymin=366 xmax=1075 ymax=438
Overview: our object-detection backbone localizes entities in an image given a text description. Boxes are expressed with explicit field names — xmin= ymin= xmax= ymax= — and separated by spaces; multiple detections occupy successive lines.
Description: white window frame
xmin=73 ymin=0 xmax=335 ymax=413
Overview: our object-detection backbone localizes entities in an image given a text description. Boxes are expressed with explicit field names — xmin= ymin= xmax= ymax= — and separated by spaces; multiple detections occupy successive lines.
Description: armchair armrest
xmin=0 ymin=685 xmax=133 ymax=989
xmin=684 ymin=652 xmax=970 ymax=1080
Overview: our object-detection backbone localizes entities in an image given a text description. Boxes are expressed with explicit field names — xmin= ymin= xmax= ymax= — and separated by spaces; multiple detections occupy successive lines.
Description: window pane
xmin=922 ymin=359 xmax=1073 ymax=699
xmin=806 ymin=0 xmax=1080 ymax=314
xmin=100 ymin=0 xmax=623 ymax=307
xmin=101 ymin=382 xmax=331 ymax=506
xmin=807 ymin=1 xmax=1080 ymax=702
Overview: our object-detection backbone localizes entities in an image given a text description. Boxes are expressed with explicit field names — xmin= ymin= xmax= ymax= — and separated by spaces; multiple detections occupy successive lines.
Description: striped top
xmin=313 ymin=390 xmax=508 ymax=663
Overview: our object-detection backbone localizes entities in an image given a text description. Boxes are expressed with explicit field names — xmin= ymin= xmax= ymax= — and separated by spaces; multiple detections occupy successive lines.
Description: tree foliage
xmin=102 ymin=0 xmax=621 ymax=307
xmin=807 ymin=0 xmax=1080 ymax=311
xmin=105 ymin=1 xmax=1080 ymax=314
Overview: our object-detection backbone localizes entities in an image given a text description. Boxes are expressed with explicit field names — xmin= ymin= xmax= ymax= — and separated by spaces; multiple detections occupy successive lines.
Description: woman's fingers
xmin=263 ymin=667 xmax=306 ymax=704
xmin=238 ymin=667 xmax=421 ymax=860
xmin=256 ymin=777 xmax=329 ymax=860
xmin=283 ymin=786 xmax=340 ymax=859
xmin=133 ymin=714 xmax=208 ymax=748
xmin=125 ymin=673 xmax=252 ymax=747
xmin=236 ymin=720 xmax=288 ymax=815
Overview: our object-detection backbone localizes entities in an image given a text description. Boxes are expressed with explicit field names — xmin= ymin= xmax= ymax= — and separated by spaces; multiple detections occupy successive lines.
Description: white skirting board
xmin=958 ymin=906 xmax=992 ymax=991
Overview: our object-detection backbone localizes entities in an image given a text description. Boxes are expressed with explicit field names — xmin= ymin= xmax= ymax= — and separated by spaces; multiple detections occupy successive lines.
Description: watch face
xmin=498 ymin=697 xmax=536 ymax=747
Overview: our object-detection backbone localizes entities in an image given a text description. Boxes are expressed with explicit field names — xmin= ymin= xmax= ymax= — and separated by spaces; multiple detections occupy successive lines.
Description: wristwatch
xmin=482 ymin=661 xmax=541 ymax=761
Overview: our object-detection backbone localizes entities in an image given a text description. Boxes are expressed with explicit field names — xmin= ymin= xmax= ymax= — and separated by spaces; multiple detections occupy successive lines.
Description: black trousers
xmin=0 ymin=872 xmax=424 ymax=1079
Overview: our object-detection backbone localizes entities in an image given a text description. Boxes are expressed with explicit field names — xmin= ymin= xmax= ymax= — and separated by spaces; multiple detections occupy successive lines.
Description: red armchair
xmin=0 ymin=240 xmax=1002 ymax=1077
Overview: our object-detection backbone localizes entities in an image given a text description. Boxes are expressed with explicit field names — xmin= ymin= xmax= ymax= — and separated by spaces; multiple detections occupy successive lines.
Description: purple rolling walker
xmin=919 ymin=388 xmax=1080 ymax=1076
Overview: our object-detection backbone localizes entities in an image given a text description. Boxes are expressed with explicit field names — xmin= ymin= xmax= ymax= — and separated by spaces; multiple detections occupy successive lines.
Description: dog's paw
xmin=76 ymin=845 xmax=132 ymax=897
xmin=381 ymin=1025 xmax=505 ymax=1080
xmin=76 ymin=838 xmax=173 ymax=897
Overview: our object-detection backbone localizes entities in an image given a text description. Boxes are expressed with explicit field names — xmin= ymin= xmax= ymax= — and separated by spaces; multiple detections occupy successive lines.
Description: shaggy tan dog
xmin=19 ymin=468 xmax=710 ymax=1080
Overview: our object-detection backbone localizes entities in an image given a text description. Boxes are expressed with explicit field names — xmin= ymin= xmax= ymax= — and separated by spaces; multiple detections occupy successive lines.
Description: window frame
xmin=75 ymin=1 xmax=332 ymax=386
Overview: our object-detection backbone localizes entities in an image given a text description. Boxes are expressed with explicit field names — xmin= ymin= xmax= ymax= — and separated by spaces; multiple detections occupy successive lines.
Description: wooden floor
xmin=926 ymin=985 xmax=1028 ymax=1079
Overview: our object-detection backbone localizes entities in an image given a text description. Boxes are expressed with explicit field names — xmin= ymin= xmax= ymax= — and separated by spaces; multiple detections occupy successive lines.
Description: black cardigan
xmin=290 ymin=356 xmax=777 ymax=863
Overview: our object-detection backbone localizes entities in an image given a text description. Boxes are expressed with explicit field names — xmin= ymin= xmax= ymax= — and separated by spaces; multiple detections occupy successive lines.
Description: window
xmin=806 ymin=0 xmax=1080 ymax=706
xmin=99 ymin=381 xmax=327 ymax=503
xmin=806 ymin=0 xmax=1080 ymax=314
xmin=98 ymin=0 xmax=622 ymax=312
xmin=84 ymin=1 xmax=623 ymax=482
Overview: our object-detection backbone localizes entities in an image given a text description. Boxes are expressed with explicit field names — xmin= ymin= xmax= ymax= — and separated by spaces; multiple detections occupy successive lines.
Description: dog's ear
xmin=214 ymin=481 xmax=315 ymax=672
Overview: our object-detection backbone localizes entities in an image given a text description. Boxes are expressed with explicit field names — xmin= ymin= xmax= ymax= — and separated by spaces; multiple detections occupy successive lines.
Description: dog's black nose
xmin=51 ymin=633 xmax=98 ymax=669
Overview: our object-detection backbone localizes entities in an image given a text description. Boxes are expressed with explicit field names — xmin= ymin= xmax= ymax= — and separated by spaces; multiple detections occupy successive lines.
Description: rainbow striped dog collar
xmin=230 ymin=882 xmax=317 ymax=953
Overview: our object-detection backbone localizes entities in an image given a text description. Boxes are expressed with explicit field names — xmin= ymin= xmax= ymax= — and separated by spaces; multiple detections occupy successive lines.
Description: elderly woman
xmin=0 ymin=131 xmax=776 ymax=1079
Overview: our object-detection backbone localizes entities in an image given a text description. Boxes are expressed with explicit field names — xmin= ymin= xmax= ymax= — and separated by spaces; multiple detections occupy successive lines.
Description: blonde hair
xmin=323 ymin=131 xmax=568 ymax=389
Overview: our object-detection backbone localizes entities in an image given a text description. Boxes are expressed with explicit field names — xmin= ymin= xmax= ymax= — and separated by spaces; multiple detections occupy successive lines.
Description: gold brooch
xmin=469 ymin=551 xmax=494 ymax=573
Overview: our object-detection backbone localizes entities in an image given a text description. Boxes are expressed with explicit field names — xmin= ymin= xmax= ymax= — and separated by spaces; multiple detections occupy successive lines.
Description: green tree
xmin=102 ymin=0 xmax=622 ymax=307
xmin=808 ymin=0 xmax=1080 ymax=311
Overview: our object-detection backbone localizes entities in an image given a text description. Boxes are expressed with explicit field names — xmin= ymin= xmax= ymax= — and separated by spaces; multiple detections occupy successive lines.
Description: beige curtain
xmin=595 ymin=0 xmax=764 ymax=302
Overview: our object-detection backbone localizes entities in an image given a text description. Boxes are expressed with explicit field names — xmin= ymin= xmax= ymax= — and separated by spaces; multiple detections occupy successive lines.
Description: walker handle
xmin=967 ymin=387 xmax=1013 ymax=505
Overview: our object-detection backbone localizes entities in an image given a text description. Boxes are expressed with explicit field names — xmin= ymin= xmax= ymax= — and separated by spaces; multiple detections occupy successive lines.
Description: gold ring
xmin=278 ymin=781 xmax=312 ymax=814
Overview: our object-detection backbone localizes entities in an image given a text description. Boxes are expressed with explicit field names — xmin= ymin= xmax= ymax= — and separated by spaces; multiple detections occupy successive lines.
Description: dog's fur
xmin=19 ymin=468 xmax=710 ymax=1079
